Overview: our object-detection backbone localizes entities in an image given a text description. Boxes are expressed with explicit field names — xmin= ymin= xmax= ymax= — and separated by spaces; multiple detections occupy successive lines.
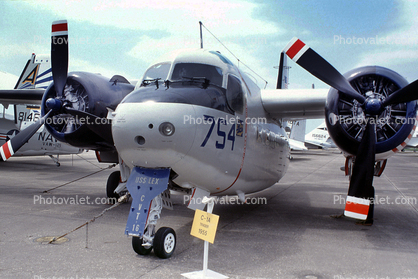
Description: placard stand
xmin=181 ymin=197 xmax=228 ymax=279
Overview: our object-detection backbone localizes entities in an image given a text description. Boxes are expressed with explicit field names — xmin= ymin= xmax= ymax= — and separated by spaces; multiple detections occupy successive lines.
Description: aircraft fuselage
xmin=112 ymin=49 xmax=290 ymax=196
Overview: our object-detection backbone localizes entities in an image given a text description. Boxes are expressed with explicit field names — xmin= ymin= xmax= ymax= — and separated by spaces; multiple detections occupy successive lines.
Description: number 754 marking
xmin=200 ymin=115 xmax=235 ymax=150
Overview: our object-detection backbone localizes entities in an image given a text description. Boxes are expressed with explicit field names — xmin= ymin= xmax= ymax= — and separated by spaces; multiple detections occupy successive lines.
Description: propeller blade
xmin=284 ymin=38 xmax=366 ymax=103
xmin=381 ymin=79 xmax=418 ymax=107
xmin=51 ymin=20 xmax=69 ymax=97
xmin=0 ymin=111 xmax=52 ymax=161
xmin=63 ymin=108 xmax=113 ymax=144
xmin=344 ymin=121 xmax=376 ymax=222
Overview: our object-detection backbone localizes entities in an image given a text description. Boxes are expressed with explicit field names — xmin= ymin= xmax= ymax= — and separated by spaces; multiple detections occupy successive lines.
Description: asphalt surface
xmin=1 ymin=150 xmax=418 ymax=279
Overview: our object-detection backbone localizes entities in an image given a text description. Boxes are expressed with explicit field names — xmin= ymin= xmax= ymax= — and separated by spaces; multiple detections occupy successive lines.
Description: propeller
xmin=284 ymin=37 xmax=418 ymax=222
xmin=344 ymin=121 xmax=376 ymax=223
xmin=284 ymin=37 xmax=366 ymax=103
xmin=46 ymin=20 xmax=113 ymax=145
xmin=0 ymin=110 xmax=52 ymax=161
xmin=0 ymin=20 xmax=69 ymax=161
xmin=381 ymin=79 xmax=418 ymax=107
xmin=63 ymin=108 xmax=113 ymax=144
xmin=51 ymin=20 xmax=69 ymax=97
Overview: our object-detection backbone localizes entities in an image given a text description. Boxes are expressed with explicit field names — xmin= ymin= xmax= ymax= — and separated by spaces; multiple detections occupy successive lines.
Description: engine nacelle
xmin=325 ymin=66 xmax=417 ymax=161
xmin=41 ymin=72 xmax=134 ymax=150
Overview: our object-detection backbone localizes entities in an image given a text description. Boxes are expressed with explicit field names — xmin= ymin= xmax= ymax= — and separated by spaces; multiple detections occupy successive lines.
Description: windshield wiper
xmin=141 ymin=78 xmax=162 ymax=89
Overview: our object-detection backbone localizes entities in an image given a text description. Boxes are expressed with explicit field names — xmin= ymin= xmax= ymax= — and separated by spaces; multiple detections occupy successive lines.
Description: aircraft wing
xmin=260 ymin=89 xmax=328 ymax=119
xmin=0 ymin=89 xmax=45 ymax=105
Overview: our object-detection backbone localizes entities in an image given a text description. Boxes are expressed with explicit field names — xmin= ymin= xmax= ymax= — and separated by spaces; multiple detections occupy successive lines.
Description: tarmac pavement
xmin=1 ymin=150 xmax=417 ymax=279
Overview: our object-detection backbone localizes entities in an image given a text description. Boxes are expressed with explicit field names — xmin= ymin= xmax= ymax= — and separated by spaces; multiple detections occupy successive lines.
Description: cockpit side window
xmin=226 ymin=75 xmax=244 ymax=114
xmin=171 ymin=63 xmax=223 ymax=87
xmin=141 ymin=62 xmax=171 ymax=85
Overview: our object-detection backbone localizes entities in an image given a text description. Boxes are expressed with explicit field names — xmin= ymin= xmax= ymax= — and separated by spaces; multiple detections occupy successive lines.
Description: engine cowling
xmin=41 ymin=72 xmax=134 ymax=150
xmin=325 ymin=66 xmax=418 ymax=160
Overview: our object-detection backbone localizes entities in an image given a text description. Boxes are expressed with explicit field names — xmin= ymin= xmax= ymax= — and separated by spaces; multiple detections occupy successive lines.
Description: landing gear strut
xmin=48 ymin=155 xmax=60 ymax=166
xmin=130 ymin=193 xmax=177 ymax=259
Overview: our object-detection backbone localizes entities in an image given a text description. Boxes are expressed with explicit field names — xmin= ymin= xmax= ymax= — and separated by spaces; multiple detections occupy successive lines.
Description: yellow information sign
xmin=190 ymin=209 xmax=220 ymax=244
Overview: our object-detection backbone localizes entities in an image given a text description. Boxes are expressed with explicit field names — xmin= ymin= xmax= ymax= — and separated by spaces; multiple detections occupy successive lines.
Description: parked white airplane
xmin=305 ymin=121 xmax=337 ymax=149
xmin=287 ymin=120 xmax=308 ymax=151
xmin=2 ymin=20 xmax=418 ymax=258
xmin=289 ymin=120 xmax=337 ymax=150
xmin=0 ymin=54 xmax=83 ymax=165
xmin=405 ymin=130 xmax=418 ymax=148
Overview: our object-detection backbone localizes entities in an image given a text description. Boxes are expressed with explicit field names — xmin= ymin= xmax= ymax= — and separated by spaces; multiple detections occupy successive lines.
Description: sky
xmin=1 ymin=0 xmax=418 ymax=131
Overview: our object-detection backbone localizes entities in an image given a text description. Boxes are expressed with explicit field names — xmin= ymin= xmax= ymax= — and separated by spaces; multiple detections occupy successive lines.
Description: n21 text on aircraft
xmin=1 ymin=20 xmax=418 ymax=258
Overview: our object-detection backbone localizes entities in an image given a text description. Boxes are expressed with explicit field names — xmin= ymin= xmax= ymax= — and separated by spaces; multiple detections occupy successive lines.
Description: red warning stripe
xmin=345 ymin=201 xmax=369 ymax=216
xmin=0 ymin=141 xmax=13 ymax=160
xmin=286 ymin=39 xmax=306 ymax=60
xmin=52 ymin=22 xmax=68 ymax=33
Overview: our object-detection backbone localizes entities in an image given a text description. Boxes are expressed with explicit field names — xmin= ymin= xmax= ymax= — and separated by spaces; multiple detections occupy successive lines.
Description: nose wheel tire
xmin=132 ymin=236 xmax=153 ymax=255
xmin=153 ymin=227 xmax=176 ymax=259
xmin=106 ymin=171 xmax=121 ymax=201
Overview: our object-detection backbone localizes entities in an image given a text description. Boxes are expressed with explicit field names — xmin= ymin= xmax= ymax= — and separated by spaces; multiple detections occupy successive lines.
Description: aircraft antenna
xmin=199 ymin=21 xmax=203 ymax=49
xmin=199 ymin=22 xmax=268 ymax=89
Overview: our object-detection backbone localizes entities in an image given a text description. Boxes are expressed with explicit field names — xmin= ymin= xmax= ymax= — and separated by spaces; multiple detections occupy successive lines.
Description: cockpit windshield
xmin=142 ymin=62 xmax=171 ymax=81
xmin=171 ymin=63 xmax=223 ymax=87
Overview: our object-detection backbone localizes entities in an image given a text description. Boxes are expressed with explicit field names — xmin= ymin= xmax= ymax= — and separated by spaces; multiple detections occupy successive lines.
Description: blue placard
xmin=125 ymin=167 xmax=170 ymax=236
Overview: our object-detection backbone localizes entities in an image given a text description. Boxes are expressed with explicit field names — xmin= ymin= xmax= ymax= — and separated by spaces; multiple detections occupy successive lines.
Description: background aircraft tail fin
xmin=276 ymin=51 xmax=290 ymax=89
xmin=289 ymin=120 xmax=306 ymax=142
xmin=14 ymin=54 xmax=52 ymax=90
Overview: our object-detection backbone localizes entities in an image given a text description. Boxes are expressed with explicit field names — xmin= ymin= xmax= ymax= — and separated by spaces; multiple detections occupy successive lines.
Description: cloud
xmin=0 ymin=71 xmax=18 ymax=89
xmin=27 ymin=0 xmax=283 ymax=38
xmin=352 ymin=0 xmax=418 ymax=79
xmin=68 ymin=57 xmax=135 ymax=80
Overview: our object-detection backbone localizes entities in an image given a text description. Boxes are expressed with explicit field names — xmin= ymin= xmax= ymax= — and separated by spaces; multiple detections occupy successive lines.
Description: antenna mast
xmin=199 ymin=21 xmax=203 ymax=48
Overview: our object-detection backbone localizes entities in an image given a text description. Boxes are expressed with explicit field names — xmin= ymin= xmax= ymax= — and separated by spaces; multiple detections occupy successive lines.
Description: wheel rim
xmin=164 ymin=233 xmax=175 ymax=253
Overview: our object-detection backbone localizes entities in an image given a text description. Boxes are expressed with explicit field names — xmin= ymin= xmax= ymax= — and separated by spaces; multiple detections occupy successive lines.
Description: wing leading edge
xmin=260 ymin=88 xmax=328 ymax=120
xmin=0 ymin=89 xmax=45 ymax=106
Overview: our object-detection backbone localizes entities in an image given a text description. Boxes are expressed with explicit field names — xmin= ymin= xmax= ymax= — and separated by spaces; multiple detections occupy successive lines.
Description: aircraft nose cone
xmin=111 ymin=102 xmax=197 ymax=168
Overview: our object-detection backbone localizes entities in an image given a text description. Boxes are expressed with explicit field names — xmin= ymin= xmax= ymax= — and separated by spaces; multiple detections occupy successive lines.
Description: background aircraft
xmin=288 ymin=120 xmax=337 ymax=150
xmin=2 ymin=20 xmax=418 ymax=259
xmin=0 ymin=54 xmax=83 ymax=165
xmin=287 ymin=120 xmax=308 ymax=151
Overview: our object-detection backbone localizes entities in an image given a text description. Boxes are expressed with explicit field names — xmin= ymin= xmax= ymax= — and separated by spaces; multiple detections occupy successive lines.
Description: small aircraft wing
xmin=260 ymin=88 xmax=328 ymax=120
xmin=0 ymin=89 xmax=45 ymax=105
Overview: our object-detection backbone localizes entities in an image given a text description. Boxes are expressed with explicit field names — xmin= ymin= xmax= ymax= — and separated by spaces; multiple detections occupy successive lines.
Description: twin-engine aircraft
xmin=0 ymin=53 xmax=83 ymax=164
xmin=1 ymin=20 xmax=418 ymax=258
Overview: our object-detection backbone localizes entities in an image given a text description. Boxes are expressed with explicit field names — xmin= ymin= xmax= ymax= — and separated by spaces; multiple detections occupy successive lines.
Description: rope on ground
xmin=48 ymin=194 xmax=129 ymax=244
xmin=43 ymin=163 xmax=117 ymax=193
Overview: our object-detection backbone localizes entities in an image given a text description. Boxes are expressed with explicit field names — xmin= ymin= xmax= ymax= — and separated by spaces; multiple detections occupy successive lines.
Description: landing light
xmin=159 ymin=122 xmax=175 ymax=136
